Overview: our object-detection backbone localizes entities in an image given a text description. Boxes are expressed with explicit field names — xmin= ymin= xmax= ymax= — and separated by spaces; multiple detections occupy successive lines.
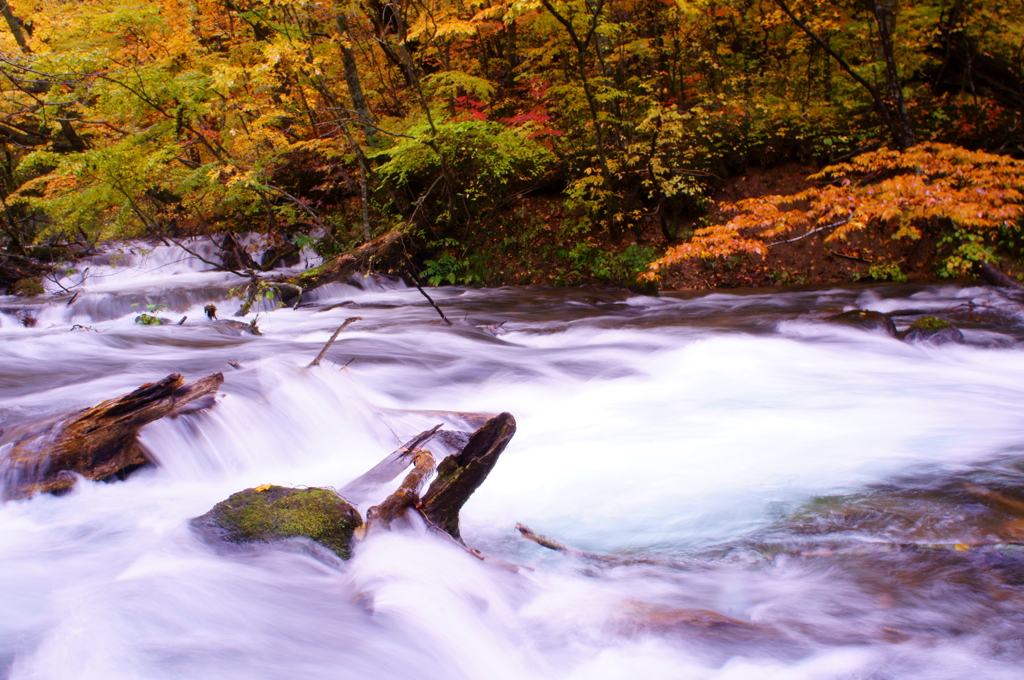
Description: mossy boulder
xmin=825 ymin=309 xmax=898 ymax=337
xmin=901 ymin=316 xmax=964 ymax=345
xmin=193 ymin=485 xmax=363 ymax=559
xmin=12 ymin=278 xmax=44 ymax=296
xmin=134 ymin=314 xmax=171 ymax=326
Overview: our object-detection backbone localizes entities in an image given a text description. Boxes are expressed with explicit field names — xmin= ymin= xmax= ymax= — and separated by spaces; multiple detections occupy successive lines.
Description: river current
xmin=3 ymin=239 xmax=1024 ymax=679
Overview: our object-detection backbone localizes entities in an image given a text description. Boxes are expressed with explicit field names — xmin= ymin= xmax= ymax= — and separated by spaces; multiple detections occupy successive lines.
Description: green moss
xmin=199 ymin=485 xmax=362 ymax=559
xmin=297 ymin=265 xmax=325 ymax=280
xmin=909 ymin=316 xmax=952 ymax=331
xmin=13 ymin=278 xmax=44 ymax=296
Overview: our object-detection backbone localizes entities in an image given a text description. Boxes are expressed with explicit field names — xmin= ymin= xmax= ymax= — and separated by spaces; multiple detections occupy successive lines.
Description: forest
xmin=1 ymin=0 xmax=1023 ymax=291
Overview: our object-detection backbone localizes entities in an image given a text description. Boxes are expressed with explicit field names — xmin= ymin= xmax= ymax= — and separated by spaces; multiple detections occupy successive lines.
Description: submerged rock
xmin=901 ymin=316 xmax=964 ymax=345
xmin=210 ymin=319 xmax=262 ymax=336
xmin=825 ymin=309 xmax=898 ymax=337
xmin=193 ymin=485 xmax=362 ymax=559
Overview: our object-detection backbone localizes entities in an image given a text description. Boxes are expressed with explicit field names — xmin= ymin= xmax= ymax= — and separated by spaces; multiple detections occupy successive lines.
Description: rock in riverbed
xmin=825 ymin=309 xmax=898 ymax=337
xmin=193 ymin=485 xmax=363 ymax=559
xmin=901 ymin=316 xmax=964 ymax=344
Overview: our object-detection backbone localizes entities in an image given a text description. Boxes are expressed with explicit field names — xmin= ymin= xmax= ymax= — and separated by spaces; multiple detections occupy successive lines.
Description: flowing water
xmin=4 ymin=240 xmax=1024 ymax=679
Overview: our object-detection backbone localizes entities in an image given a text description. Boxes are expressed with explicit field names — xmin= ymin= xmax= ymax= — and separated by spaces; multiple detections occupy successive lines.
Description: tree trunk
xmin=870 ymin=0 xmax=916 ymax=149
xmin=0 ymin=0 xmax=30 ymax=53
xmin=333 ymin=6 xmax=379 ymax=146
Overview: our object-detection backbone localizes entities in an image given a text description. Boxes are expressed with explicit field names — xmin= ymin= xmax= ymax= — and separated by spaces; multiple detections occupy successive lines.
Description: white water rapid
xmin=4 ymin=240 xmax=1024 ymax=679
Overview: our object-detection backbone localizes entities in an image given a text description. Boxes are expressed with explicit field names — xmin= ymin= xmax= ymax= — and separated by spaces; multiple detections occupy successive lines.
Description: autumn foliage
xmin=1 ymin=0 xmax=1023 ymax=287
xmin=644 ymin=144 xmax=1024 ymax=280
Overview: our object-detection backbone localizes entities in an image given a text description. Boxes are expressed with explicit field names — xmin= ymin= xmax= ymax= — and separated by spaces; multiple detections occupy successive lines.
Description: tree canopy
xmin=1 ymin=0 xmax=1023 ymax=287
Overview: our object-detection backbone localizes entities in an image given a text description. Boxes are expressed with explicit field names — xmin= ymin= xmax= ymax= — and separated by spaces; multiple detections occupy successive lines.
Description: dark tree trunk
xmin=869 ymin=0 xmax=916 ymax=149
xmin=333 ymin=7 xmax=379 ymax=146
xmin=1 ymin=0 xmax=30 ymax=53
xmin=420 ymin=412 xmax=517 ymax=540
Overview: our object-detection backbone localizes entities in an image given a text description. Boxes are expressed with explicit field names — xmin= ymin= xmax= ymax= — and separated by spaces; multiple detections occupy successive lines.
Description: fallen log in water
xmin=284 ymin=229 xmax=405 ymax=294
xmin=194 ymin=412 xmax=516 ymax=559
xmin=978 ymin=262 xmax=1024 ymax=291
xmin=419 ymin=412 xmax=516 ymax=541
xmin=1 ymin=373 xmax=224 ymax=500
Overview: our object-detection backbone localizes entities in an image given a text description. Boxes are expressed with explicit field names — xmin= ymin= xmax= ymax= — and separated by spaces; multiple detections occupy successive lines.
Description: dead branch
xmin=515 ymin=523 xmax=671 ymax=567
xmin=366 ymin=449 xmax=436 ymax=528
xmin=825 ymin=247 xmax=873 ymax=264
xmin=408 ymin=270 xmax=452 ymax=324
xmin=337 ymin=424 xmax=443 ymax=505
xmin=420 ymin=412 xmax=516 ymax=540
xmin=308 ymin=317 xmax=361 ymax=367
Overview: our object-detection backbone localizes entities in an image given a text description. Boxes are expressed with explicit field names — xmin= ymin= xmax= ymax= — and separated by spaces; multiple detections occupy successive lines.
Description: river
xmin=3 ymin=239 xmax=1024 ymax=679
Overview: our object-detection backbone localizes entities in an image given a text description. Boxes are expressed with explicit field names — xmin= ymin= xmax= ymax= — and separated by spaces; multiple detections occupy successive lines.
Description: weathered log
xmin=337 ymin=424 xmax=443 ymax=505
xmin=1 ymin=373 xmax=223 ymax=499
xmin=366 ymin=449 xmax=436 ymax=529
xmin=420 ymin=412 xmax=517 ymax=540
xmin=285 ymin=229 xmax=405 ymax=293
xmin=977 ymin=262 xmax=1024 ymax=291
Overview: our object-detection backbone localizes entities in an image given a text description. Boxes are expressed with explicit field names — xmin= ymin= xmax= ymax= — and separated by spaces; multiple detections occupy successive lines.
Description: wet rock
xmin=0 ymin=306 xmax=37 ymax=327
xmin=210 ymin=319 xmax=262 ymax=336
xmin=193 ymin=485 xmax=363 ymax=559
xmin=901 ymin=316 xmax=964 ymax=345
xmin=627 ymin=278 xmax=659 ymax=297
xmin=825 ymin=309 xmax=898 ymax=337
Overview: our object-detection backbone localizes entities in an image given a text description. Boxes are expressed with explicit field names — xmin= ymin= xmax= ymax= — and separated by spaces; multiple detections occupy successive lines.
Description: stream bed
xmin=3 ymin=240 xmax=1024 ymax=679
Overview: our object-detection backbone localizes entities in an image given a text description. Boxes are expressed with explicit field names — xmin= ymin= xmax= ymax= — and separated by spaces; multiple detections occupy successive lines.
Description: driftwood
xmin=337 ymin=424 xmax=443 ymax=505
xmin=420 ymin=412 xmax=517 ymax=540
xmin=284 ymin=229 xmax=405 ymax=293
xmin=978 ymin=262 xmax=1024 ymax=291
xmin=366 ymin=449 xmax=436 ymax=529
xmin=196 ymin=413 xmax=516 ymax=558
xmin=308 ymin=316 xmax=361 ymax=367
xmin=1 ymin=373 xmax=223 ymax=500
xmin=516 ymin=523 xmax=674 ymax=567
